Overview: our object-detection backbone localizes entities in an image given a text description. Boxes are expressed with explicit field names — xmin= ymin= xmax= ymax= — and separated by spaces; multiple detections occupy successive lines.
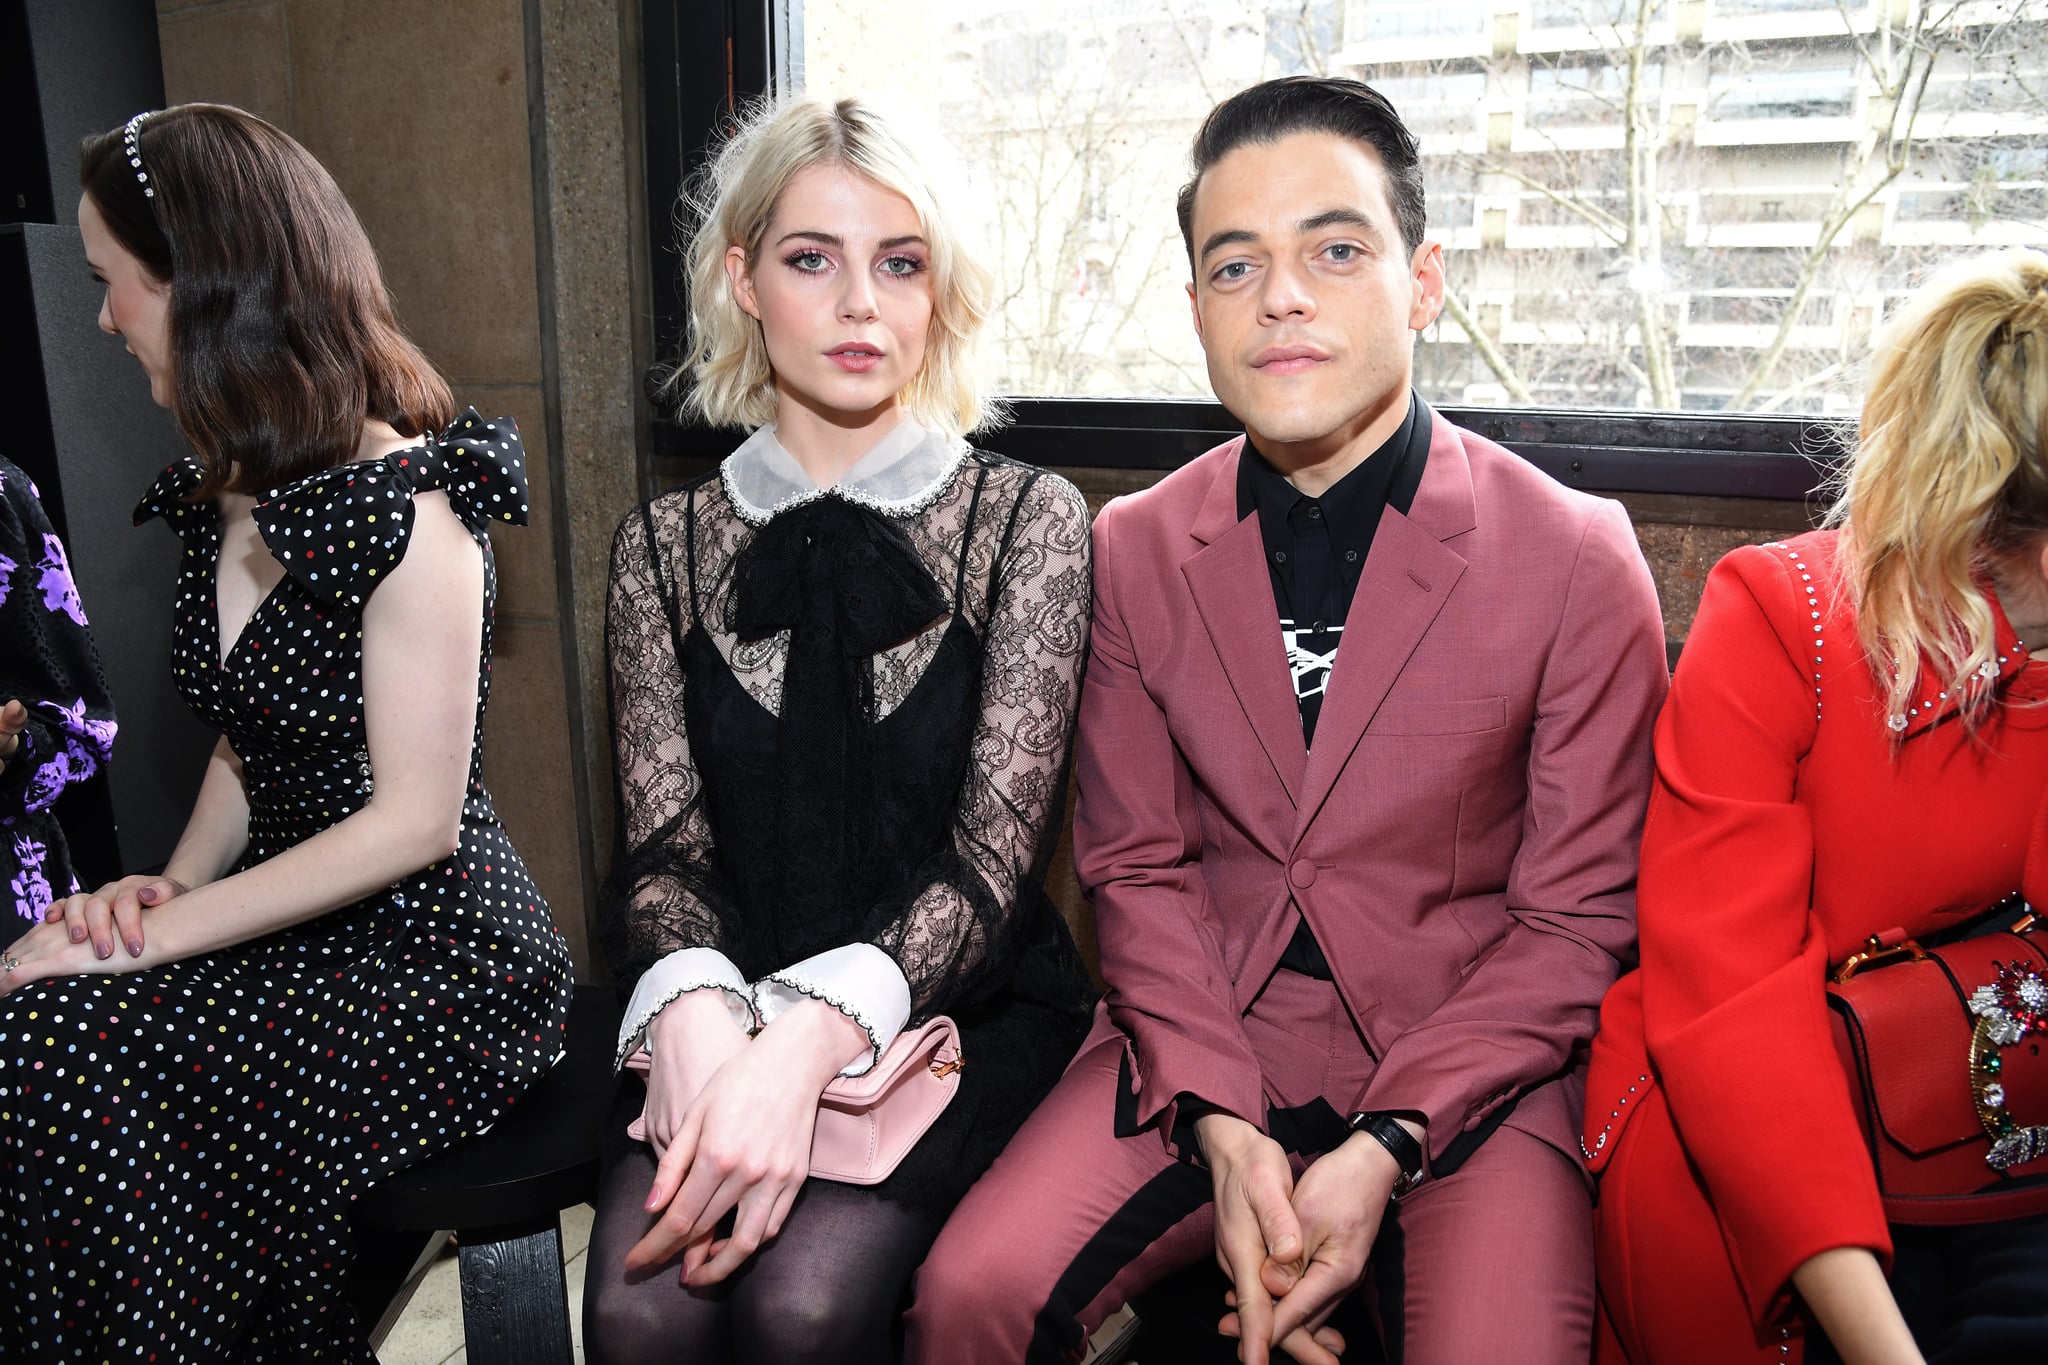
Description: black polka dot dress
xmin=0 ymin=411 xmax=574 ymax=1361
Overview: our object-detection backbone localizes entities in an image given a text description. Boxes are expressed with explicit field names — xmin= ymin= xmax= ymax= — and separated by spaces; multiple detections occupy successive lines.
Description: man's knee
xmin=906 ymin=1210 xmax=1043 ymax=1346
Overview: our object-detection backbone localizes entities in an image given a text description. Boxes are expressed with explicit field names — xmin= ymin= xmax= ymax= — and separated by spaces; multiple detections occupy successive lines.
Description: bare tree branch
xmin=1439 ymin=288 xmax=1536 ymax=402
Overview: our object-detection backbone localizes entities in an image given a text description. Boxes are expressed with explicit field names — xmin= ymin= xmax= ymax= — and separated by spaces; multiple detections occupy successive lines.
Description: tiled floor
xmin=376 ymin=1203 xmax=594 ymax=1365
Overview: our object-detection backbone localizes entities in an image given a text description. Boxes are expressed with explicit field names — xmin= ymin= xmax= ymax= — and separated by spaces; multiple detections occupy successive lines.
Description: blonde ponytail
xmin=1829 ymin=247 xmax=2048 ymax=727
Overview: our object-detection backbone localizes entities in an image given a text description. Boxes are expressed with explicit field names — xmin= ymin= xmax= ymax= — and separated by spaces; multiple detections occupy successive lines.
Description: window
xmin=1705 ymin=53 xmax=1857 ymax=122
xmin=773 ymin=0 xmax=2046 ymax=414
xmin=1353 ymin=0 xmax=1489 ymax=43
xmin=1526 ymin=60 xmax=1664 ymax=128
xmin=642 ymin=0 xmax=2048 ymax=490
xmin=1368 ymin=66 xmax=1490 ymax=138
xmin=1529 ymin=0 xmax=1671 ymax=30
xmin=1712 ymin=0 xmax=1846 ymax=16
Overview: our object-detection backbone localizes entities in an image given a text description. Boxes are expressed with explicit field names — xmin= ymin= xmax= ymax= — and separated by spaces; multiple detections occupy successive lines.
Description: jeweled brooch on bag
xmin=1969 ymin=962 xmax=2048 ymax=1171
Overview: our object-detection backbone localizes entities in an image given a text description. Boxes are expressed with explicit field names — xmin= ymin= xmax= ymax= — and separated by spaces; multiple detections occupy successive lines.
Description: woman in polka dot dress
xmin=0 ymin=104 xmax=573 ymax=1361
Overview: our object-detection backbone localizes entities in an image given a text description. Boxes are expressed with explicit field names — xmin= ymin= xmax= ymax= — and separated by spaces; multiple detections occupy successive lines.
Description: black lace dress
xmin=0 ymin=413 xmax=573 ymax=1361
xmin=600 ymin=433 xmax=1096 ymax=1209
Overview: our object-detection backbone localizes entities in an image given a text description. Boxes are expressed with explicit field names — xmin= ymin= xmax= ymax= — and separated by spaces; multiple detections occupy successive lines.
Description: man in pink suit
xmin=907 ymin=76 xmax=1667 ymax=1365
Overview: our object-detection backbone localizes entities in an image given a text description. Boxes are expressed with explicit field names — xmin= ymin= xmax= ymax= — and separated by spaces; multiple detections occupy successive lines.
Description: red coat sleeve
xmin=1638 ymin=543 xmax=1892 ymax=1325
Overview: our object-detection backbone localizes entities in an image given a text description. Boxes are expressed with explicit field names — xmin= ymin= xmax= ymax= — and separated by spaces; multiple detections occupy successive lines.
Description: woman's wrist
xmin=754 ymin=996 xmax=871 ymax=1086
xmin=1791 ymin=1248 xmax=1923 ymax=1365
xmin=651 ymin=987 xmax=752 ymax=1051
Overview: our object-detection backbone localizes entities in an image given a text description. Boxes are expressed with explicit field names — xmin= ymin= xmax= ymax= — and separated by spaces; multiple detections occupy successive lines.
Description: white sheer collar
xmin=720 ymin=418 xmax=969 ymax=527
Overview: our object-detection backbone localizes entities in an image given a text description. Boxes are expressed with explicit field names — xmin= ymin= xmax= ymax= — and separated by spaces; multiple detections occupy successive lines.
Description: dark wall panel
xmin=1 ymin=0 xmax=165 ymax=227
xmin=2 ymin=222 xmax=213 ymax=875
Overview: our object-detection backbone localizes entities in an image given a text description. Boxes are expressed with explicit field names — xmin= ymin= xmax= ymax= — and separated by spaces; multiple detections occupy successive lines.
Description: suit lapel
xmin=1298 ymin=413 xmax=1476 ymax=828
xmin=1182 ymin=441 xmax=1307 ymax=803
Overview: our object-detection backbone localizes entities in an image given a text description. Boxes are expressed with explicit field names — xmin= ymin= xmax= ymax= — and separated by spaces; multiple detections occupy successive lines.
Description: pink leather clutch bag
xmin=623 ymin=1014 xmax=964 ymax=1185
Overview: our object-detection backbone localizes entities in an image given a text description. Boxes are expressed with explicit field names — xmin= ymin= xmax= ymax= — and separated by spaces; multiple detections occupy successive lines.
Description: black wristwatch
xmin=1347 ymin=1112 xmax=1424 ymax=1194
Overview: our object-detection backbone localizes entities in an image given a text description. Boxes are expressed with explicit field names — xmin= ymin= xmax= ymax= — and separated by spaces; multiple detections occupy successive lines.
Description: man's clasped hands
xmin=1198 ymin=1110 xmax=1419 ymax=1365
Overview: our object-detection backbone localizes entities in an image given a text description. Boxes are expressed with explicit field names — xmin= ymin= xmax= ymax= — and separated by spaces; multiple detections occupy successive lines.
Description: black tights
xmin=582 ymin=1111 xmax=945 ymax=1365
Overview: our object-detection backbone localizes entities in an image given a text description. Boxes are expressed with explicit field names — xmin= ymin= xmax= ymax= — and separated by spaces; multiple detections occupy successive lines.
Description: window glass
xmin=797 ymin=0 xmax=2048 ymax=414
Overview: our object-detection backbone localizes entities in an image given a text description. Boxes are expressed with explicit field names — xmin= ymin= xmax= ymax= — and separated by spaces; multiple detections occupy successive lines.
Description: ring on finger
xmin=1 ymin=951 xmax=19 ymax=973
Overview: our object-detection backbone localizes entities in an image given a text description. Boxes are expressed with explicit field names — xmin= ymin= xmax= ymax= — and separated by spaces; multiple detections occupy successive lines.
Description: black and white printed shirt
xmin=1235 ymin=392 xmax=1431 ymax=976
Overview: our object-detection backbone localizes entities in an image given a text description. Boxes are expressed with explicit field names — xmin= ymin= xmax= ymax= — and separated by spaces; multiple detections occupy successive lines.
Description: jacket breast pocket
xmin=1366 ymin=695 xmax=1508 ymax=737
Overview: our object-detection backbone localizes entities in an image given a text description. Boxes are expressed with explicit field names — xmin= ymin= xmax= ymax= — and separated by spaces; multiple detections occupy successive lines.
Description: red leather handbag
xmin=1826 ymin=914 xmax=2048 ymax=1224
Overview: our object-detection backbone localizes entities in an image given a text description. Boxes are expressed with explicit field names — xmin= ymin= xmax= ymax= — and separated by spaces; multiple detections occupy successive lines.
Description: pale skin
xmin=0 ymin=701 xmax=25 ymax=777
xmin=1 ymin=198 xmax=487 ymax=1014
xmin=621 ymin=162 xmax=936 ymax=1287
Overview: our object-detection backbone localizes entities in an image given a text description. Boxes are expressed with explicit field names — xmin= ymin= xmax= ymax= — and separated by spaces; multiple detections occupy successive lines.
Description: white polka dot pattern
xmin=0 ymin=411 xmax=572 ymax=1361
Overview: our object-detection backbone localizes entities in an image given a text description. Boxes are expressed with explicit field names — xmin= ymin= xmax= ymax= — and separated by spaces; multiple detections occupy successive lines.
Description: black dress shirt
xmin=1237 ymin=393 xmax=1431 ymax=977
xmin=1173 ymin=399 xmax=1510 ymax=1172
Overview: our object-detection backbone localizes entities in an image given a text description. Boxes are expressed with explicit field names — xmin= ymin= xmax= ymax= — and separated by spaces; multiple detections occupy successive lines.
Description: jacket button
xmin=1289 ymin=859 xmax=1317 ymax=889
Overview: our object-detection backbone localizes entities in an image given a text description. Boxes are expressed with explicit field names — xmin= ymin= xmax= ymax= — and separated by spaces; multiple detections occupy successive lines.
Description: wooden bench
xmin=349 ymin=985 xmax=619 ymax=1365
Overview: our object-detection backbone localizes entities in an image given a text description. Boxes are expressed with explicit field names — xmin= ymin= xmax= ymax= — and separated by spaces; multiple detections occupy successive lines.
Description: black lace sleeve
xmin=859 ymin=469 xmax=1092 ymax=1015
xmin=596 ymin=497 xmax=739 ymax=994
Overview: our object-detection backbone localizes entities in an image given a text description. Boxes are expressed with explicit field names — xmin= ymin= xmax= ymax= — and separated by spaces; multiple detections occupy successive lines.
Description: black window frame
xmin=638 ymin=0 xmax=1838 ymax=503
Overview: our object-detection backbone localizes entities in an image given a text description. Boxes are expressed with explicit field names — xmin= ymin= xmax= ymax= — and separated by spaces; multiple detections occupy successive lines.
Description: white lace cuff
xmin=615 ymin=946 xmax=756 ymax=1070
xmin=753 ymin=943 xmax=912 ymax=1078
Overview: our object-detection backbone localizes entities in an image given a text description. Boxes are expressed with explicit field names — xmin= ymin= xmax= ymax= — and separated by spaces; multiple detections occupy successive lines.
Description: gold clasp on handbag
xmin=1832 ymin=932 xmax=1928 ymax=984
xmin=929 ymin=1050 xmax=964 ymax=1080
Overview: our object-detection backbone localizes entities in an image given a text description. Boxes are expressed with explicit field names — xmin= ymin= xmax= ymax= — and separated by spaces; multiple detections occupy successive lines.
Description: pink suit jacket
xmin=1074 ymin=410 xmax=1669 ymax=1167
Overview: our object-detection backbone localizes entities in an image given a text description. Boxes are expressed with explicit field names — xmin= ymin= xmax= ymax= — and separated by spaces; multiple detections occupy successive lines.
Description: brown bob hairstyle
xmin=79 ymin=104 xmax=453 ymax=497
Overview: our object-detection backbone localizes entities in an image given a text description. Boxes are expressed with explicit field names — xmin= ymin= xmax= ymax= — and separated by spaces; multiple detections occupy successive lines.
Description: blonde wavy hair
xmin=662 ymin=96 xmax=1000 ymax=439
xmin=1829 ymin=247 xmax=2048 ymax=726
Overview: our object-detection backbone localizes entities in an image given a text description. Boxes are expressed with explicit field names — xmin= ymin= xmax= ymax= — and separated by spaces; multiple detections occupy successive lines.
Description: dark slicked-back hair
xmin=80 ymin=103 xmax=453 ymax=498
xmin=1176 ymin=76 xmax=1426 ymax=269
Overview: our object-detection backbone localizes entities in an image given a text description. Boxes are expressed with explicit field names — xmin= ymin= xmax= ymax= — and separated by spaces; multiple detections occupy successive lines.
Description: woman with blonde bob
xmin=584 ymin=96 xmax=1096 ymax=1363
xmin=1586 ymin=247 xmax=2048 ymax=1365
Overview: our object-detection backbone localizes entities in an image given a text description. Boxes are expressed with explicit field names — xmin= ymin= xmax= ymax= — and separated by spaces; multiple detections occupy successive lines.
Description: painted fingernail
xmin=69 ymin=928 xmax=84 ymax=942
xmin=95 ymin=942 xmax=111 ymax=959
xmin=127 ymin=938 xmax=142 ymax=957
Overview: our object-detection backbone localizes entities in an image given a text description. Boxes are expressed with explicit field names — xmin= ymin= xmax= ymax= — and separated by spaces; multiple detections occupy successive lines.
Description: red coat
xmin=1076 ymin=411 xmax=1669 ymax=1167
xmin=1586 ymin=529 xmax=2048 ymax=1361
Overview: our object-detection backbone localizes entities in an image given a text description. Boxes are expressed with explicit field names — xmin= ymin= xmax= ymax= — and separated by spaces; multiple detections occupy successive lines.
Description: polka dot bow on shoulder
xmin=250 ymin=409 xmax=532 ymax=610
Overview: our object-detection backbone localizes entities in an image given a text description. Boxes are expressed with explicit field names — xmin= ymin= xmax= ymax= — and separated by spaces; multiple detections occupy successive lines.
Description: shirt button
xmin=1307 ymin=505 xmax=1323 ymax=520
xmin=1289 ymin=859 xmax=1317 ymax=889
xmin=1345 ymin=550 xmax=1360 ymax=562
xmin=1273 ymin=550 xmax=1287 ymax=564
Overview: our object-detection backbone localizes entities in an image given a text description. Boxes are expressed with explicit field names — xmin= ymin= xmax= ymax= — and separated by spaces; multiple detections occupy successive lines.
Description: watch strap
xmin=1348 ymin=1111 xmax=1424 ymax=1192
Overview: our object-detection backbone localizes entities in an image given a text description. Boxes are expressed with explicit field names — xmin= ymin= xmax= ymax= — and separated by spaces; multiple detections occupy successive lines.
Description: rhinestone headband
xmin=123 ymin=112 xmax=155 ymax=199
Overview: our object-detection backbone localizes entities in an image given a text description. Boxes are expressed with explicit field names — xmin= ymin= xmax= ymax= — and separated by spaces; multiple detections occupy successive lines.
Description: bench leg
xmin=456 ymin=1215 xmax=574 ymax=1365
xmin=352 ymin=1225 xmax=452 ymax=1350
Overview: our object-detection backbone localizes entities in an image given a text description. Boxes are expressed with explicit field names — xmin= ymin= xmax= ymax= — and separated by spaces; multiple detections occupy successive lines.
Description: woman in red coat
xmin=1587 ymin=247 xmax=2048 ymax=1365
